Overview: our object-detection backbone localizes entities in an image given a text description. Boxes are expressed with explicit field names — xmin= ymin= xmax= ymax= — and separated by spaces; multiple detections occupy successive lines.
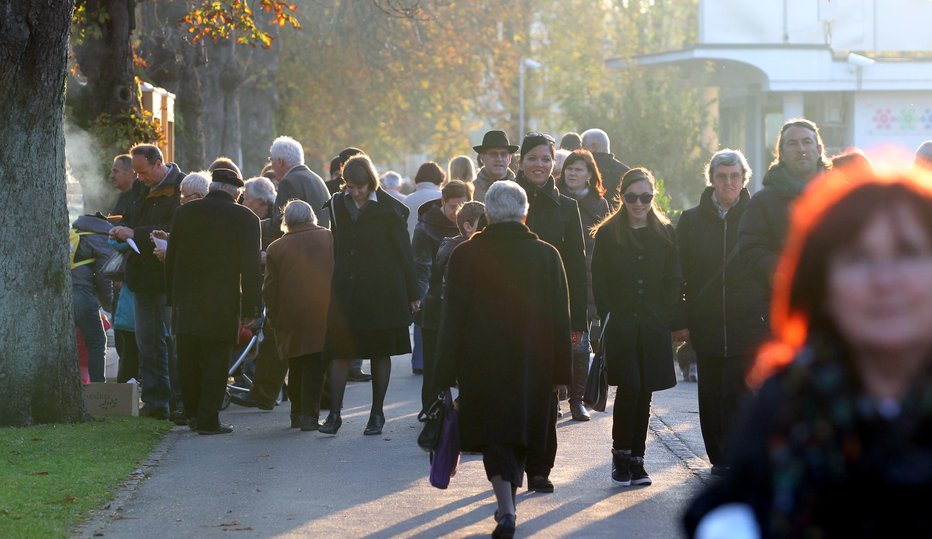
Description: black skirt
xmin=324 ymin=326 xmax=411 ymax=359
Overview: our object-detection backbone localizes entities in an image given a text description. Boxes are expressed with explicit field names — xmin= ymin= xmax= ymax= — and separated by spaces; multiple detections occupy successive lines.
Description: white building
xmin=608 ymin=0 xmax=932 ymax=188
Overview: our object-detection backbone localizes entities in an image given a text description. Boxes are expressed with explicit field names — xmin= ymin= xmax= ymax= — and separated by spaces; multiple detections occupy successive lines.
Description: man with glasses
xmin=109 ymin=143 xmax=185 ymax=420
xmin=472 ymin=130 xmax=519 ymax=203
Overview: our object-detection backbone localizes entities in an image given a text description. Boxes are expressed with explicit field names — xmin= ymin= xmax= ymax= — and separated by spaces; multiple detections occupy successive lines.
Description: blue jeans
xmin=134 ymin=290 xmax=172 ymax=412
xmin=74 ymin=287 xmax=106 ymax=382
xmin=411 ymin=324 xmax=424 ymax=370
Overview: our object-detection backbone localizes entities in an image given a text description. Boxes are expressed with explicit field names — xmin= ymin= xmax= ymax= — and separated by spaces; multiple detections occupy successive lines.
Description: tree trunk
xmin=69 ymin=0 xmax=139 ymax=214
xmin=0 ymin=0 xmax=87 ymax=426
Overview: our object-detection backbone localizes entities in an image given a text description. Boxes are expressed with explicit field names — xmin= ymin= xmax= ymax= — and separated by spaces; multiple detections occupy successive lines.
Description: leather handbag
xmin=584 ymin=313 xmax=610 ymax=412
xmin=417 ymin=391 xmax=445 ymax=452
xmin=428 ymin=389 xmax=460 ymax=489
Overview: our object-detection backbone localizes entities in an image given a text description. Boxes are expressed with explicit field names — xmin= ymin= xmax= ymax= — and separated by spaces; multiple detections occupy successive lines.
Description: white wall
xmin=700 ymin=0 xmax=932 ymax=51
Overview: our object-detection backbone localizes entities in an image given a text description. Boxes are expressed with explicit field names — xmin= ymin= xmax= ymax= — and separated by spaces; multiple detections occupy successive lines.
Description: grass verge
xmin=0 ymin=417 xmax=172 ymax=538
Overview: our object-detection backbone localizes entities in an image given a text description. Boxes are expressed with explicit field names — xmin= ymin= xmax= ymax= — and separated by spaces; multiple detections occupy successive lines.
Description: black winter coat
xmin=434 ymin=222 xmax=572 ymax=452
xmin=558 ymin=184 xmax=610 ymax=322
xmin=164 ymin=191 xmax=262 ymax=344
xmin=123 ymin=164 xmax=185 ymax=292
xmin=591 ymin=222 xmax=681 ymax=391
xmin=71 ymin=214 xmax=115 ymax=309
xmin=515 ymin=173 xmax=588 ymax=331
xmin=412 ymin=201 xmax=459 ymax=329
xmin=324 ymin=188 xmax=419 ymax=331
xmin=677 ymin=187 xmax=767 ymax=358
xmin=109 ymin=180 xmax=144 ymax=223
xmin=684 ymin=340 xmax=932 ymax=538
xmin=592 ymin=152 xmax=631 ymax=209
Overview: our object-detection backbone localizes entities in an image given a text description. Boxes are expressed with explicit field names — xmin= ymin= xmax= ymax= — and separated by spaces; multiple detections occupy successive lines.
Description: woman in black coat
xmin=685 ymin=171 xmax=932 ymax=538
xmin=591 ymin=167 xmax=685 ymax=487
xmin=513 ymin=132 xmax=587 ymax=493
xmin=676 ymin=149 xmax=768 ymax=473
xmin=412 ymin=180 xmax=473 ymax=416
xmin=434 ymin=181 xmax=571 ymax=538
xmin=557 ymin=149 xmax=611 ymax=422
xmin=321 ymin=155 xmax=419 ymax=436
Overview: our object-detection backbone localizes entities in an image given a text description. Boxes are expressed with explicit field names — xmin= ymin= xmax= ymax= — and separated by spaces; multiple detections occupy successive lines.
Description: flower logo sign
xmin=872 ymin=106 xmax=928 ymax=133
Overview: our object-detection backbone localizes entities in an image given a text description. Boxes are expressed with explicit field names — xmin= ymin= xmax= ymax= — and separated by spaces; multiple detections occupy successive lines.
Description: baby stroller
xmin=221 ymin=308 xmax=266 ymax=410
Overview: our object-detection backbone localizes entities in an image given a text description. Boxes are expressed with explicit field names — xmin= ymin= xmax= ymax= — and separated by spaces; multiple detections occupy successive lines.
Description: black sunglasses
xmin=525 ymin=132 xmax=555 ymax=143
xmin=623 ymin=193 xmax=654 ymax=204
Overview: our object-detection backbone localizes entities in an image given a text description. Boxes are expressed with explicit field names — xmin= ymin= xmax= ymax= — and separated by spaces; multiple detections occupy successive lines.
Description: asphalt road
xmin=79 ymin=355 xmax=712 ymax=538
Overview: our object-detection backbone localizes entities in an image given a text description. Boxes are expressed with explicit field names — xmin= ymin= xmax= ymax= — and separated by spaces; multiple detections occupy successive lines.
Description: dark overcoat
xmin=515 ymin=173 xmax=588 ymax=331
xmin=591 ymin=222 xmax=681 ymax=391
xmin=412 ymin=201 xmax=459 ymax=329
xmin=592 ymin=152 xmax=631 ymax=209
xmin=165 ymin=190 xmax=262 ymax=344
xmin=558 ymin=183 xmax=610 ymax=322
xmin=123 ymin=164 xmax=185 ymax=292
xmin=433 ymin=221 xmax=572 ymax=452
xmin=271 ymin=164 xmax=330 ymax=236
xmin=677 ymin=187 xmax=767 ymax=358
xmin=324 ymin=188 xmax=418 ymax=332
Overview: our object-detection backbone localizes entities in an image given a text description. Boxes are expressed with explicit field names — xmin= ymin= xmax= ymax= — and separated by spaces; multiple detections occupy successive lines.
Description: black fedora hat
xmin=473 ymin=130 xmax=519 ymax=154
xmin=211 ymin=167 xmax=244 ymax=187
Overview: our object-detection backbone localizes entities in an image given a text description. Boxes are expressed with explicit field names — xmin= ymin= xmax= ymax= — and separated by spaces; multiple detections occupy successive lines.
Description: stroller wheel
xmin=221 ymin=389 xmax=231 ymax=411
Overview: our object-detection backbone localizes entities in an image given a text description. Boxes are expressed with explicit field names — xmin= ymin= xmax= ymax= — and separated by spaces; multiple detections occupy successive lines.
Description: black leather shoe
xmin=347 ymin=369 xmax=372 ymax=382
xmin=527 ymin=475 xmax=554 ymax=493
xmin=229 ymin=393 xmax=274 ymax=411
xmin=363 ymin=413 xmax=385 ymax=436
xmin=300 ymin=416 xmax=320 ymax=432
xmin=197 ymin=423 xmax=233 ymax=435
xmin=170 ymin=409 xmax=188 ymax=425
xmin=318 ymin=413 xmax=342 ymax=435
xmin=492 ymin=513 xmax=516 ymax=538
xmin=569 ymin=401 xmax=591 ymax=421
xmin=140 ymin=406 xmax=168 ymax=420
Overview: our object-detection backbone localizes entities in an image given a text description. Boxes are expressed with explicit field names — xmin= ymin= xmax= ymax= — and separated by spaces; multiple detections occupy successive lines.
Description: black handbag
xmin=584 ymin=313 xmax=609 ymax=412
xmin=417 ymin=391 xmax=446 ymax=452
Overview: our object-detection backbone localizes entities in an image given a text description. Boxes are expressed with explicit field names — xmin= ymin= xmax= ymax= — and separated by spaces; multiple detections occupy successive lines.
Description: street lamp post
xmin=518 ymin=58 xmax=542 ymax=139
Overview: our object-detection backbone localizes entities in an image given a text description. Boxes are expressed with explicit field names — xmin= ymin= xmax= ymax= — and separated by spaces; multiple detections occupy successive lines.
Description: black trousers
xmin=420 ymin=328 xmax=439 ymax=413
xmin=115 ymin=329 xmax=139 ymax=383
xmin=288 ymin=352 xmax=327 ymax=420
xmin=612 ymin=328 xmax=651 ymax=456
xmin=526 ymin=392 xmax=559 ymax=477
xmin=177 ymin=334 xmax=232 ymax=430
xmin=696 ymin=353 xmax=753 ymax=465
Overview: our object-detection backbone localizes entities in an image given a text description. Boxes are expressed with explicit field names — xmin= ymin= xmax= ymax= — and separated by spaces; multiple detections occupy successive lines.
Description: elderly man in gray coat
xmin=268 ymin=136 xmax=330 ymax=239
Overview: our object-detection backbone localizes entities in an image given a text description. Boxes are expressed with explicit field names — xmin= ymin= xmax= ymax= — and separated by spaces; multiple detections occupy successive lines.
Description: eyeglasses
xmin=525 ymin=132 xmax=555 ymax=143
xmin=623 ymin=193 xmax=654 ymax=205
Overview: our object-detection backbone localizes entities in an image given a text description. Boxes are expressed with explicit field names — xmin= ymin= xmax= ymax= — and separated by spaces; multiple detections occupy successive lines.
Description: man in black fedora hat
xmin=473 ymin=130 xmax=519 ymax=202
xmin=165 ymin=167 xmax=262 ymax=434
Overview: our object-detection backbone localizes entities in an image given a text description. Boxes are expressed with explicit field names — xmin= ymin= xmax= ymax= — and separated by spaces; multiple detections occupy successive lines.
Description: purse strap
xmin=692 ymin=243 xmax=740 ymax=301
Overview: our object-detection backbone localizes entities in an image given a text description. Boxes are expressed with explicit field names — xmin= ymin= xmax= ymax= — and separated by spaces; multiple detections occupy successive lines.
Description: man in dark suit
xmin=109 ymin=144 xmax=185 ymax=420
xmin=268 ymin=136 xmax=330 ymax=239
xmin=582 ymin=128 xmax=630 ymax=210
xmin=165 ymin=168 xmax=262 ymax=434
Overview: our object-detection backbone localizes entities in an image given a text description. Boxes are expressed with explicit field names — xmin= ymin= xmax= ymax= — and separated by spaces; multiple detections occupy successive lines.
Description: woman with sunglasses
xmin=513 ymin=132 xmax=588 ymax=493
xmin=591 ymin=167 xmax=685 ymax=487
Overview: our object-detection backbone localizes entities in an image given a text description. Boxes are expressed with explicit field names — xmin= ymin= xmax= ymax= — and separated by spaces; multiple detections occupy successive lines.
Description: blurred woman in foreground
xmin=685 ymin=169 xmax=932 ymax=538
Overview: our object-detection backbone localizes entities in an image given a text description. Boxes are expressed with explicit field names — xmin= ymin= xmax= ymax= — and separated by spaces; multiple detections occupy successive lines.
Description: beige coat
xmin=263 ymin=223 xmax=334 ymax=359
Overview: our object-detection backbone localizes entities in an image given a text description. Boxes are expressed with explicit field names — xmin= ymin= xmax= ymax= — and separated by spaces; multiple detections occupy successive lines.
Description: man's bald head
xmin=581 ymin=128 xmax=610 ymax=154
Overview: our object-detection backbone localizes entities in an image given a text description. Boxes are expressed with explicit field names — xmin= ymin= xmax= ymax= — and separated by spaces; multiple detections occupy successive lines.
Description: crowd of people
xmin=67 ymin=120 xmax=932 ymax=538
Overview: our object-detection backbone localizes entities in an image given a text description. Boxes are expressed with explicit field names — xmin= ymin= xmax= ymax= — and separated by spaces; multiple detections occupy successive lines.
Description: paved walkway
xmin=80 ymin=355 xmax=711 ymax=538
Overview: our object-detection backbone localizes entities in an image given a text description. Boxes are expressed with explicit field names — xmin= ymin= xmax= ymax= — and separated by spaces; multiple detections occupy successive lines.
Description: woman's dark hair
xmin=557 ymin=149 xmax=605 ymax=197
xmin=750 ymin=169 xmax=932 ymax=385
xmin=342 ymin=155 xmax=380 ymax=192
xmin=519 ymin=132 xmax=555 ymax=162
xmin=414 ymin=161 xmax=446 ymax=185
xmin=559 ymin=132 xmax=582 ymax=151
xmin=590 ymin=167 xmax=672 ymax=247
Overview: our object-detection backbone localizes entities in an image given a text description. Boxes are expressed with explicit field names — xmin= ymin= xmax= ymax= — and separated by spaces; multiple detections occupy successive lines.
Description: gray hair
xmin=485 ymin=181 xmax=528 ymax=224
xmin=381 ymin=171 xmax=403 ymax=192
xmin=244 ymin=176 xmax=276 ymax=207
xmin=209 ymin=181 xmax=243 ymax=198
xmin=554 ymin=149 xmax=570 ymax=174
xmin=581 ymin=128 xmax=610 ymax=154
xmin=269 ymin=136 xmax=305 ymax=168
xmin=282 ymin=199 xmax=317 ymax=232
xmin=916 ymin=141 xmax=932 ymax=168
xmin=180 ymin=171 xmax=211 ymax=197
xmin=705 ymin=149 xmax=752 ymax=185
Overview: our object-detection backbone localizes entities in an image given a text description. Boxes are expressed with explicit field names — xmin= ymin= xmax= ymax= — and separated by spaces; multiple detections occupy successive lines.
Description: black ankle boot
xmin=318 ymin=413 xmax=342 ymax=434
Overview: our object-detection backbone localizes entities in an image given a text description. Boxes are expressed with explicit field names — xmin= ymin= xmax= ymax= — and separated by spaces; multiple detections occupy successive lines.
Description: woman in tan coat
xmin=263 ymin=200 xmax=334 ymax=431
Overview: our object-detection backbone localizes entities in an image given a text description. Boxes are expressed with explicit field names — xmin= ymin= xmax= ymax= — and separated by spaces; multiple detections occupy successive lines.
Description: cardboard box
xmin=82 ymin=382 xmax=140 ymax=417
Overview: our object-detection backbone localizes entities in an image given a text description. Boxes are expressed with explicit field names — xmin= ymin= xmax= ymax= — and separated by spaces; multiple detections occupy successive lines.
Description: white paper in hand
xmin=126 ymin=238 xmax=141 ymax=254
